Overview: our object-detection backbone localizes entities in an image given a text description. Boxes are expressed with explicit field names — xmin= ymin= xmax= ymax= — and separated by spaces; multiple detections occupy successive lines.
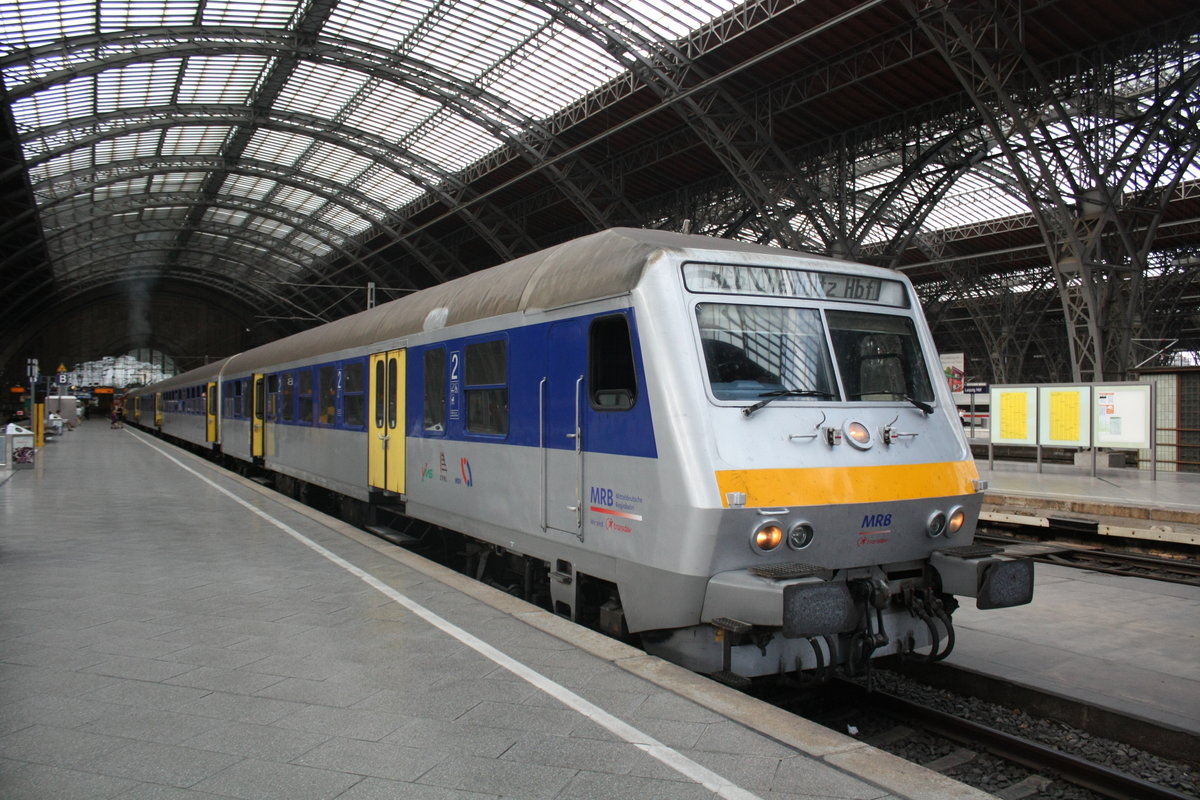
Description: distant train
xmin=128 ymin=228 xmax=1032 ymax=682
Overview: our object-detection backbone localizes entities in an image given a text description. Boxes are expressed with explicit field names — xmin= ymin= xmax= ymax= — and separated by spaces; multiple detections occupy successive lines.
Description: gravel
xmin=845 ymin=668 xmax=1198 ymax=799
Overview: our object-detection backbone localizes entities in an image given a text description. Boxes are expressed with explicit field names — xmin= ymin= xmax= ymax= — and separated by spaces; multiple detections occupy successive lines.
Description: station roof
xmin=2 ymin=0 xmax=1199 ymax=379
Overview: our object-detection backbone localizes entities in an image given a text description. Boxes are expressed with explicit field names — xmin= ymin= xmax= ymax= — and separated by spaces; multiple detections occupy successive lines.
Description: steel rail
xmin=855 ymin=684 xmax=1196 ymax=800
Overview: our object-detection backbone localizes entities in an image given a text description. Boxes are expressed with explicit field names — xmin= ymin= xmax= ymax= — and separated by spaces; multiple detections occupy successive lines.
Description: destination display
xmin=683 ymin=263 xmax=909 ymax=307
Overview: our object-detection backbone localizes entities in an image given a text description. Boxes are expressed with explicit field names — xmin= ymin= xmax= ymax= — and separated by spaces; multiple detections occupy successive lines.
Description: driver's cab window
xmin=826 ymin=310 xmax=933 ymax=402
xmin=696 ymin=303 xmax=835 ymax=401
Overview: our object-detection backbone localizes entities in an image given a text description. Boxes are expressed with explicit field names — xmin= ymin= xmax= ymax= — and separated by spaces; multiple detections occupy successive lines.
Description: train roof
xmin=137 ymin=228 xmax=831 ymax=391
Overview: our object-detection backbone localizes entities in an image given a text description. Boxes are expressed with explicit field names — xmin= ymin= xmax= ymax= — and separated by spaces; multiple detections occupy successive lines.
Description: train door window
xmin=465 ymin=339 xmax=507 ymax=435
xmin=281 ymin=372 xmax=295 ymax=422
xmin=374 ymin=357 xmax=385 ymax=429
xmin=589 ymin=315 xmax=637 ymax=410
xmin=254 ymin=377 xmax=265 ymax=421
xmin=343 ymin=361 xmax=365 ymax=428
xmin=825 ymin=310 xmax=934 ymax=403
xmin=266 ymin=374 xmax=280 ymax=421
xmin=424 ymin=348 xmax=446 ymax=432
xmin=297 ymin=369 xmax=313 ymax=424
xmin=318 ymin=365 xmax=337 ymax=425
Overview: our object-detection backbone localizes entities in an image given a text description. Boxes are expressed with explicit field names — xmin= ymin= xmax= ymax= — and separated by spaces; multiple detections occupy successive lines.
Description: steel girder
xmin=907 ymin=0 xmax=1200 ymax=381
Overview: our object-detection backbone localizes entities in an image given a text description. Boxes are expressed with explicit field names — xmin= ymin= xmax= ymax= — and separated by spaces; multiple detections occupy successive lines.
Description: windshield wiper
xmin=742 ymin=389 xmax=836 ymax=418
xmin=849 ymin=391 xmax=934 ymax=415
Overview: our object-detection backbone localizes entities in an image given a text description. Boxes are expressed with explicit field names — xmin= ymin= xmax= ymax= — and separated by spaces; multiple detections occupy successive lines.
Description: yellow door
xmin=206 ymin=381 xmax=218 ymax=443
xmin=251 ymin=374 xmax=265 ymax=458
xmin=369 ymin=350 xmax=406 ymax=494
xmin=154 ymin=393 xmax=163 ymax=427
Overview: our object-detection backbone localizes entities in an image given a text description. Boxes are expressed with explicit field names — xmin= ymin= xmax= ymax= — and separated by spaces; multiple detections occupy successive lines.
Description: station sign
xmin=963 ymin=383 xmax=989 ymax=394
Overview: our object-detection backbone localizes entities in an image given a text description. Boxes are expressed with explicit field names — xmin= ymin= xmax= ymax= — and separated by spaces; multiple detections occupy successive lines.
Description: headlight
xmin=844 ymin=420 xmax=871 ymax=449
xmin=752 ymin=522 xmax=784 ymax=552
xmin=788 ymin=522 xmax=814 ymax=549
xmin=926 ymin=510 xmax=946 ymax=537
xmin=947 ymin=506 xmax=966 ymax=535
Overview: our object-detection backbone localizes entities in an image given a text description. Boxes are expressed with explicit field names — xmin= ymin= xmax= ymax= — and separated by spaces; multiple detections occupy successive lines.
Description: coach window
xmin=465 ymin=339 xmax=507 ymax=435
xmin=343 ymin=362 xmax=365 ymax=428
xmin=589 ymin=315 xmax=637 ymax=410
xmin=281 ymin=372 xmax=295 ymax=422
xmin=266 ymin=374 xmax=280 ymax=421
xmin=318 ymin=365 xmax=337 ymax=424
xmin=297 ymin=369 xmax=313 ymax=424
xmin=424 ymin=349 xmax=446 ymax=432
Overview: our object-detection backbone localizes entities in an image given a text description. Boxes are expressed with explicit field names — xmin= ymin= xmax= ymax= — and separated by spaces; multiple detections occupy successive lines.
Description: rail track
xmin=976 ymin=529 xmax=1200 ymax=586
xmin=757 ymin=667 xmax=1198 ymax=800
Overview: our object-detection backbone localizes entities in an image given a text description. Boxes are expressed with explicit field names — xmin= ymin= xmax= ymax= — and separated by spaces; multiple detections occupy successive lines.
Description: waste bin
xmin=6 ymin=424 xmax=34 ymax=470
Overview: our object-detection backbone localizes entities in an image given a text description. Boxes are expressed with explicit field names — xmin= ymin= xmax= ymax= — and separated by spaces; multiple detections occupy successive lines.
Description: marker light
xmin=753 ymin=522 xmax=784 ymax=552
xmin=788 ymin=522 xmax=815 ymax=549
xmin=947 ymin=507 xmax=966 ymax=535
xmin=926 ymin=510 xmax=947 ymax=537
xmin=845 ymin=421 xmax=872 ymax=449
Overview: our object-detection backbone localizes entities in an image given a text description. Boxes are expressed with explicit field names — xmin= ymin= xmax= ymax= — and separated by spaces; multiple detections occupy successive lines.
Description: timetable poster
xmin=990 ymin=386 xmax=1037 ymax=445
xmin=1038 ymin=385 xmax=1091 ymax=447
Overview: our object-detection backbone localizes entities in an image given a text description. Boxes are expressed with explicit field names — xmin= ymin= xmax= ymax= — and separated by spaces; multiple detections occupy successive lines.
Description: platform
xmin=1 ymin=421 xmax=988 ymax=800
xmin=977 ymin=458 xmax=1200 ymax=547
xmin=948 ymin=561 xmax=1200 ymax=739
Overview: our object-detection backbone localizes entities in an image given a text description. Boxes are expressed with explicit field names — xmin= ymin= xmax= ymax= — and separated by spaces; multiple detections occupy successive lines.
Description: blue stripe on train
xmin=406 ymin=308 xmax=657 ymax=459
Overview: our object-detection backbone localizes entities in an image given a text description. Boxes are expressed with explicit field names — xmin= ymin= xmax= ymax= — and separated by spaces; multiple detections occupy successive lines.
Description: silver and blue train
xmin=127 ymin=228 xmax=1033 ymax=682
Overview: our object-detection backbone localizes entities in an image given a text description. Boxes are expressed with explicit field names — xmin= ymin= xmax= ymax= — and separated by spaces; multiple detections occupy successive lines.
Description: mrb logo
xmin=861 ymin=512 xmax=892 ymax=529
xmin=590 ymin=486 xmax=614 ymax=506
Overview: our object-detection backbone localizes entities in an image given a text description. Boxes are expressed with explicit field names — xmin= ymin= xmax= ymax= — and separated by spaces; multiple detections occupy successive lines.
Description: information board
xmin=1038 ymin=385 xmax=1091 ymax=447
xmin=990 ymin=386 xmax=1037 ymax=445
xmin=1094 ymin=384 xmax=1152 ymax=449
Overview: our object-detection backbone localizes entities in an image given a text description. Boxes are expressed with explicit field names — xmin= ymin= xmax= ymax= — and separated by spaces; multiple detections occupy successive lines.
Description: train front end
xmin=637 ymin=250 xmax=1033 ymax=682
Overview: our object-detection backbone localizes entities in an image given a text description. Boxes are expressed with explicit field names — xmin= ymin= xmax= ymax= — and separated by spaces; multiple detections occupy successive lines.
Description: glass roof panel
xmin=96 ymin=60 xmax=184 ymax=111
xmin=161 ymin=126 xmax=234 ymax=156
xmin=9 ymin=79 xmax=94 ymax=134
xmin=223 ymin=174 xmax=276 ymax=201
xmin=322 ymin=0 xmax=431 ymax=54
xmin=300 ymin=140 xmax=374 ymax=187
xmin=341 ymin=82 xmax=442 ymax=147
xmin=30 ymin=149 xmax=94 ymax=183
xmin=271 ymin=185 xmax=327 ymax=217
xmin=94 ymin=130 xmax=167 ymax=162
xmin=0 ymin=0 xmax=98 ymax=51
xmin=177 ymin=55 xmax=271 ymax=104
xmin=355 ymin=164 xmax=423 ymax=209
xmin=200 ymin=0 xmax=300 ymax=27
xmin=274 ymin=62 xmax=369 ymax=118
xmin=243 ymin=129 xmax=312 ymax=168
xmin=98 ymin=0 xmax=199 ymax=31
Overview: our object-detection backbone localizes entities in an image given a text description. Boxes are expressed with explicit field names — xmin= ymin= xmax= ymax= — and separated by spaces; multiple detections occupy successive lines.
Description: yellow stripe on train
xmin=715 ymin=460 xmax=980 ymax=508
